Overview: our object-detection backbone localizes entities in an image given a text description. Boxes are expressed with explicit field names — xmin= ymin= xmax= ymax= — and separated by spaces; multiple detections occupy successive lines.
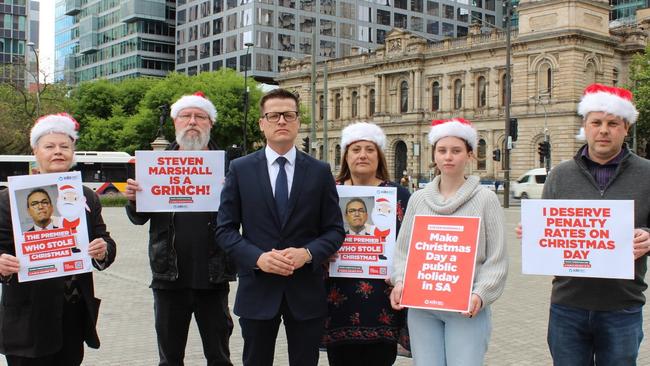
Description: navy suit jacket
xmin=216 ymin=148 xmax=345 ymax=321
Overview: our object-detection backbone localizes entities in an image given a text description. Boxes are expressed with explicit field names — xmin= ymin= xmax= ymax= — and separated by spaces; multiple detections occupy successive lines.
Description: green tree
xmin=0 ymin=71 xmax=71 ymax=154
xmin=630 ymin=44 xmax=650 ymax=157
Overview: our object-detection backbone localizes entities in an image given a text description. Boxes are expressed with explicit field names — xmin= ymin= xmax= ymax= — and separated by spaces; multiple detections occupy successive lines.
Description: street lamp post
xmin=242 ymin=42 xmax=254 ymax=155
xmin=27 ymin=42 xmax=40 ymax=117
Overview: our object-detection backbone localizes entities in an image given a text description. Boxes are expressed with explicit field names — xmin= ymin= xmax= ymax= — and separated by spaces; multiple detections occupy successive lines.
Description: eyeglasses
xmin=264 ymin=111 xmax=299 ymax=123
xmin=346 ymin=208 xmax=366 ymax=215
xmin=29 ymin=199 xmax=51 ymax=208
xmin=177 ymin=113 xmax=210 ymax=123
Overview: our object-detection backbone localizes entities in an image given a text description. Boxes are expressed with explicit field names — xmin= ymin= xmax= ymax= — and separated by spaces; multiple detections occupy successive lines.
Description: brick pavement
xmin=1 ymin=206 xmax=648 ymax=365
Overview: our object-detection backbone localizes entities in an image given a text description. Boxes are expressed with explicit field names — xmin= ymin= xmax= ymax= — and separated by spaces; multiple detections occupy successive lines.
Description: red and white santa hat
xmin=341 ymin=122 xmax=387 ymax=152
xmin=577 ymin=83 xmax=638 ymax=124
xmin=170 ymin=91 xmax=217 ymax=123
xmin=30 ymin=113 xmax=79 ymax=148
xmin=428 ymin=118 xmax=477 ymax=151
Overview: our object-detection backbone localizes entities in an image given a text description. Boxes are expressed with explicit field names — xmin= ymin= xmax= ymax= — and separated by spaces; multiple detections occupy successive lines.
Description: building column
xmin=375 ymin=75 xmax=382 ymax=114
xmin=382 ymin=74 xmax=388 ymax=114
xmin=360 ymin=84 xmax=368 ymax=118
xmin=409 ymin=71 xmax=415 ymax=112
xmin=414 ymin=69 xmax=422 ymax=111
xmin=342 ymin=86 xmax=349 ymax=120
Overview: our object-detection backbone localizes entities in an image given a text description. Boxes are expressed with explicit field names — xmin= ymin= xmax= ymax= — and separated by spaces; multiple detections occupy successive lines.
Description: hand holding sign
xmin=633 ymin=229 xmax=650 ymax=260
xmin=0 ymin=253 xmax=20 ymax=276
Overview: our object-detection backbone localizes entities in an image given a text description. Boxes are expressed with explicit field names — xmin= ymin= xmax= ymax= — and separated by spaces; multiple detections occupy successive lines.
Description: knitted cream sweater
xmin=391 ymin=175 xmax=509 ymax=307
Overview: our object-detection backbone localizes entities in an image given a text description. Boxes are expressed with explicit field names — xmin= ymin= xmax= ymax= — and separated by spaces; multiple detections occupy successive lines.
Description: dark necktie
xmin=275 ymin=157 xmax=289 ymax=222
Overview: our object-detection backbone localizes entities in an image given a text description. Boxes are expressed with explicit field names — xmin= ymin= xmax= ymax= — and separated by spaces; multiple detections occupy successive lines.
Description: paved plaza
xmin=2 ymin=206 xmax=649 ymax=365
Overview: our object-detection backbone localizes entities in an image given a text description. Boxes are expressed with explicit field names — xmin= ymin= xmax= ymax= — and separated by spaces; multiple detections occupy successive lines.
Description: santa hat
xmin=59 ymin=184 xmax=75 ymax=192
xmin=30 ymin=113 xmax=79 ymax=148
xmin=577 ymin=83 xmax=638 ymax=124
xmin=341 ymin=122 xmax=387 ymax=152
xmin=170 ymin=91 xmax=217 ymax=123
xmin=428 ymin=118 xmax=477 ymax=151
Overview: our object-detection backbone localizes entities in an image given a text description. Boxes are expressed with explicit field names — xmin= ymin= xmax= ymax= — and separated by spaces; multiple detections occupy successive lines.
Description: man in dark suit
xmin=216 ymin=89 xmax=345 ymax=366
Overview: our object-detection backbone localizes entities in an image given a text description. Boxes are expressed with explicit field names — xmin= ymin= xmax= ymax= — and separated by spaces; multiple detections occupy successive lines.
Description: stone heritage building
xmin=277 ymin=0 xmax=650 ymax=183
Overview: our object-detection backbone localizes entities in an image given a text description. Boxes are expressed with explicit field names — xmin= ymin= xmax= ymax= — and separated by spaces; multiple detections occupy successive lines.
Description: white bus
xmin=0 ymin=151 xmax=135 ymax=195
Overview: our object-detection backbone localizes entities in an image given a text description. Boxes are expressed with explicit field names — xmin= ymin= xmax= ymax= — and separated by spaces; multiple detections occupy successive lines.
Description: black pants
xmin=326 ymin=342 xmax=398 ymax=366
xmin=153 ymin=288 xmax=233 ymax=366
xmin=6 ymin=300 xmax=86 ymax=366
xmin=239 ymin=296 xmax=325 ymax=366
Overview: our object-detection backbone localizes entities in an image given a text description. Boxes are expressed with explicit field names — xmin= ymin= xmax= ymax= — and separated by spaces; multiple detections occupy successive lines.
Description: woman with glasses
xmin=0 ymin=114 xmax=117 ymax=366
xmin=323 ymin=122 xmax=410 ymax=366
xmin=390 ymin=118 xmax=508 ymax=365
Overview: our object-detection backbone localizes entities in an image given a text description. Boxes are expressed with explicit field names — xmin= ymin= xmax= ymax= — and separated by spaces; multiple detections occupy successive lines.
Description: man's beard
xmin=371 ymin=210 xmax=392 ymax=230
xmin=176 ymin=126 xmax=209 ymax=150
xmin=57 ymin=201 xmax=83 ymax=219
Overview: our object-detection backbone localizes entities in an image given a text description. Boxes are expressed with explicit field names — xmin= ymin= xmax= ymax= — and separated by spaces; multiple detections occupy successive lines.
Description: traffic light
xmin=302 ymin=136 xmax=310 ymax=152
xmin=492 ymin=148 xmax=501 ymax=162
xmin=509 ymin=118 xmax=518 ymax=142
xmin=538 ymin=141 xmax=550 ymax=164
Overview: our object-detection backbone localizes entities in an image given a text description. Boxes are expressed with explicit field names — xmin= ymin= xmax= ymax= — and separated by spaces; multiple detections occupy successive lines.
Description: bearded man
xmin=124 ymin=92 xmax=236 ymax=366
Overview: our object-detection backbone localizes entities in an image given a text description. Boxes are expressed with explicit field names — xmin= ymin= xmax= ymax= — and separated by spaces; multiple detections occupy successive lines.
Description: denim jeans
xmin=547 ymin=303 xmax=644 ymax=366
xmin=407 ymin=306 xmax=491 ymax=366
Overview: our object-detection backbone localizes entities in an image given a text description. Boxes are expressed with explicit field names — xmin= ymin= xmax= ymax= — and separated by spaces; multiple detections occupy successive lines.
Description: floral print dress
xmin=323 ymin=181 xmax=410 ymax=348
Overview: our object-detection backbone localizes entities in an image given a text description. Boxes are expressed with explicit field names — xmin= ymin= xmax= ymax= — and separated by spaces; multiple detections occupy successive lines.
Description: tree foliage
xmin=630 ymin=44 xmax=650 ymax=157
xmin=0 ymin=69 xmax=71 ymax=154
xmin=72 ymin=69 xmax=264 ymax=154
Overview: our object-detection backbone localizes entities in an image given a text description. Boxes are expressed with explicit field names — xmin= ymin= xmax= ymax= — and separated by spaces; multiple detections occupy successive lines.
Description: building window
xmin=394 ymin=13 xmax=407 ymax=28
xmin=335 ymin=93 xmax=341 ymax=119
xmin=213 ymin=18 xmax=222 ymax=34
xmin=368 ymin=89 xmax=375 ymax=116
xmin=585 ymin=62 xmax=596 ymax=86
xmin=431 ymin=81 xmax=440 ymax=111
xmin=454 ymin=79 xmax=463 ymax=110
xmin=335 ymin=144 xmax=341 ymax=166
xmin=477 ymin=76 xmax=486 ymax=108
xmin=400 ymin=81 xmax=409 ymax=113
xmin=351 ymin=91 xmax=359 ymax=118
xmin=319 ymin=95 xmax=325 ymax=120
xmin=319 ymin=145 xmax=323 ymax=159
xmin=212 ymin=39 xmax=222 ymax=56
xmin=477 ymin=138 xmax=486 ymax=170
xmin=538 ymin=62 xmax=552 ymax=97
xmin=613 ymin=68 xmax=619 ymax=86
xmin=378 ymin=9 xmax=391 ymax=25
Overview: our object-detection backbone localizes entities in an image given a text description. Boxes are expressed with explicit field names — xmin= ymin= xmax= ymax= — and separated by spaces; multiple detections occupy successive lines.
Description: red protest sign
xmin=400 ymin=215 xmax=480 ymax=312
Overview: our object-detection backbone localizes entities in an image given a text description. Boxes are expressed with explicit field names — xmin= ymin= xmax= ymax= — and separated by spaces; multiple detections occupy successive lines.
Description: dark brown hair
xmin=259 ymin=88 xmax=300 ymax=113
xmin=336 ymin=142 xmax=390 ymax=183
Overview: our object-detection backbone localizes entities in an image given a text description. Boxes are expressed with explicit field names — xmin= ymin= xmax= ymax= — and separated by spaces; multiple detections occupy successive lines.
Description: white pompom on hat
xmin=170 ymin=91 xmax=217 ymax=123
xmin=577 ymin=83 xmax=638 ymax=124
xmin=30 ymin=113 xmax=79 ymax=148
xmin=428 ymin=118 xmax=478 ymax=151
xmin=341 ymin=122 xmax=387 ymax=152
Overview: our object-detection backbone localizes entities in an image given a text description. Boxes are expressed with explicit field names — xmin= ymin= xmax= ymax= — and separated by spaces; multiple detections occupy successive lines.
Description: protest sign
xmin=135 ymin=150 xmax=224 ymax=212
xmin=8 ymin=171 xmax=92 ymax=282
xmin=400 ymin=215 xmax=480 ymax=312
xmin=329 ymin=185 xmax=397 ymax=279
xmin=522 ymin=199 xmax=634 ymax=279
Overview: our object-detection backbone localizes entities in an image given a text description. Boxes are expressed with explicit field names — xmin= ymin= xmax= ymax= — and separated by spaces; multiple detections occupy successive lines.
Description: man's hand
xmin=276 ymin=247 xmax=311 ymax=270
xmin=633 ymin=229 xmax=650 ymax=260
xmin=461 ymin=294 xmax=483 ymax=318
xmin=516 ymin=223 xmax=522 ymax=239
xmin=390 ymin=281 xmax=404 ymax=310
xmin=256 ymin=250 xmax=294 ymax=276
xmin=0 ymin=253 xmax=20 ymax=276
xmin=125 ymin=178 xmax=142 ymax=202
xmin=88 ymin=238 xmax=108 ymax=261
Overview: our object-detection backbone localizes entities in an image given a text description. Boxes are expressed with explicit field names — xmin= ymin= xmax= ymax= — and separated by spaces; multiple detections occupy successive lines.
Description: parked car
xmin=512 ymin=168 xmax=547 ymax=199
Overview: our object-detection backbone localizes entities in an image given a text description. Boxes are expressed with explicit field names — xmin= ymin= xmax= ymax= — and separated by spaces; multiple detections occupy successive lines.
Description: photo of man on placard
xmin=343 ymin=197 xmax=374 ymax=236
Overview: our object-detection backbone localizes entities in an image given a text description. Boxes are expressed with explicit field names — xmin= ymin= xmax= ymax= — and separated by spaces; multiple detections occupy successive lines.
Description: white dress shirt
xmin=265 ymin=145 xmax=296 ymax=198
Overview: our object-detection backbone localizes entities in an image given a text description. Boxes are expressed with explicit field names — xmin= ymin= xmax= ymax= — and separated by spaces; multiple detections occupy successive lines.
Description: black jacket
xmin=125 ymin=140 xmax=236 ymax=284
xmin=0 ymin=186 xmax=117 ymax=357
